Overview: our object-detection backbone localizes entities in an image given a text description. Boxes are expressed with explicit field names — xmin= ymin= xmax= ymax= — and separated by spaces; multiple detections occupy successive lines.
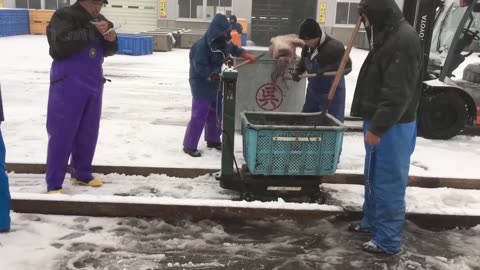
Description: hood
xmin=206 ymin=14 xmax=232 ymax=47
xmin=230 ymin=15 xmax=237 ymax=23
xmin=359 ymin=0 xmax=403 ymax=33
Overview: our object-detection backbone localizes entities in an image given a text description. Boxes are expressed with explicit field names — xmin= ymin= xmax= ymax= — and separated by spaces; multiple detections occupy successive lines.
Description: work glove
xmin=209 ymin=72 xmax=221 ymax=81
xmin=224 ymin=56 xmax=234 ymax=67
xmin=241 ymin=51 xmax=257 ymax=63
xmin=291 ymin=72 xmax=302 ymax=82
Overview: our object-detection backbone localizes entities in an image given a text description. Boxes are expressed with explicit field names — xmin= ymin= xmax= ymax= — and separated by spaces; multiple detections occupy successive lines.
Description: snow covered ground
xmin=1 ymin=35 xmax=480 ymax=270
xmin=1 ymin=213 xmax=480 ymax=270
xmin=0 ymin=35 xmax=479 ymax=178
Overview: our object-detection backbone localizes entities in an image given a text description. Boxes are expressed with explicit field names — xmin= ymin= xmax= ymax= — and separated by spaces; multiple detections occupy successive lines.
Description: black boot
xmin=348 ymin=223 xmax=372 ymax=234
xmin=207 ymin=142 xmax=222 ymax=151
xmin=183 ymin=148 xmax=201 ymax=157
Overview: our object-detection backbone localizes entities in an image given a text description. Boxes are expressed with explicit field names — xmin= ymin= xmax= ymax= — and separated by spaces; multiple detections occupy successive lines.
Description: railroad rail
xmin=7 ymin=163 xmax=480 ymax=190
xmin=10 ymin=194 xmax=480 ymax=230
xmin=8 ymin=163 xmax=480 ymax=230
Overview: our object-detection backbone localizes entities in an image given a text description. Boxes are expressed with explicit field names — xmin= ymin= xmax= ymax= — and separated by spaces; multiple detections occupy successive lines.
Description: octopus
xmin=268 ymin=34 xmax=305 ymax=86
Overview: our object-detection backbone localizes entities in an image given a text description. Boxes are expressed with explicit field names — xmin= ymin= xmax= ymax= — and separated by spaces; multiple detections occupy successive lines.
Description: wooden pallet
xmin=29 ymin=10 xmax=54 ymax=35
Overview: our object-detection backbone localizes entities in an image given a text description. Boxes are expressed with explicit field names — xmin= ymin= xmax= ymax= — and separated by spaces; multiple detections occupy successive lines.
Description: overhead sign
xmin=318 ymin=2 xmax=327 ymax=24
xmin=160 ymin=0 xmax=167 ymax=18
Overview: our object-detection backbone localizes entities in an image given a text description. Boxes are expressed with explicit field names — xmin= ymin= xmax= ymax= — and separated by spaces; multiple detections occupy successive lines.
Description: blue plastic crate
xmin=241 ymin=112 xmax=345 ymax=176
xmin=117 ymin=34 xmax=153 ymax=56
xmin=241 ymin=33 xmax=247 ymax=46
xmin=0 ymin=9 xmax=29 ymax=37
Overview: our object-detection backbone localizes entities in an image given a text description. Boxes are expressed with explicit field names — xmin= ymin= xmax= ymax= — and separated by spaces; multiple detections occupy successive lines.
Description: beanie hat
xmin=298 ymin=18 xmax=322 ymax=40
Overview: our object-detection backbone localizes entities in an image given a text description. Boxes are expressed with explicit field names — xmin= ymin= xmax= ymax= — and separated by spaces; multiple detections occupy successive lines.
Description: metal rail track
xmin=7 ymin=163 xmax=480 ymax=190
xmin=10 ymin=196 xmax=480 ymax=230
xmin=8 ymin=162 xmax=480 ymax=229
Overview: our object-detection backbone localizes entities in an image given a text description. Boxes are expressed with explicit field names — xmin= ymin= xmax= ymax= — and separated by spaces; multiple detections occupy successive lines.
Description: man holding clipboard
xmin=45 ymin=0 xmax=118 ymax=194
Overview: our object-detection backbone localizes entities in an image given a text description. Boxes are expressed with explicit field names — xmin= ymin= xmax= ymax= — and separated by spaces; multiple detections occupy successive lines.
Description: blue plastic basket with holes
xmin=117 ymin=34 xmax=153 ymax=56
xmin=241 ymin=111 xmax=345 ymax=176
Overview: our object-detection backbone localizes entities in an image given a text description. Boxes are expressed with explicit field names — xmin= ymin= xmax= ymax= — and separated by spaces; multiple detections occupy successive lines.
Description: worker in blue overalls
xmin=291 ymin=18 xmax=352 ymax=122
xmin=0 ymin=83 xmax=10 ymax=233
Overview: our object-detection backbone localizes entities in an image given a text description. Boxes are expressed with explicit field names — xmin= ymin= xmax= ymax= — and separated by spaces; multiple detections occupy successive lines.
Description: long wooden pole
xmin=321 ymin=16 xmax=363 ymax=119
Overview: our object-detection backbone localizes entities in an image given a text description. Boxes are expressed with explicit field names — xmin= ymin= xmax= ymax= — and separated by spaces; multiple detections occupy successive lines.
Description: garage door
xmin=101 ymin=0 xmax=158 ymax=33
xmin=251 ymin=0 xmax=317 ymax=46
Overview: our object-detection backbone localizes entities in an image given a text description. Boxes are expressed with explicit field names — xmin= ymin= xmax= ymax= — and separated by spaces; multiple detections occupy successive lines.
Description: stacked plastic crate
xmin=116 ymin=34 xmax=154 ymax=56
xmin=0 ymin=9 xmax=30 ymax=37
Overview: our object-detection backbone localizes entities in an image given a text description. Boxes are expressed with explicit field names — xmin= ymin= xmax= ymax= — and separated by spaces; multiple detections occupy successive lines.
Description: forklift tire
xmin=418 ymin=92 xmax=467 ymax=140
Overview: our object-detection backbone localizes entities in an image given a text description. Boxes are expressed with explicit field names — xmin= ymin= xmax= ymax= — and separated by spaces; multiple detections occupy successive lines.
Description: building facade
xmin=2 ymin=0 xmax=405 ymax=46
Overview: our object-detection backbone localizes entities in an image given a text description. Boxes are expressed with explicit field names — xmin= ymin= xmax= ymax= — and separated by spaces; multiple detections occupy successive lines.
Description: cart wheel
xmin=310 ymin=192 xmax=327 ymax=204
xmin=240 ymin=192 xmax=256 ymax=202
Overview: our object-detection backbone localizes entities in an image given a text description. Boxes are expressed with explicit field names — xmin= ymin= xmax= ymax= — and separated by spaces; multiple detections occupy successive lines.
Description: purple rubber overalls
xmin=46 ymin=40 xmax=104 ymax=191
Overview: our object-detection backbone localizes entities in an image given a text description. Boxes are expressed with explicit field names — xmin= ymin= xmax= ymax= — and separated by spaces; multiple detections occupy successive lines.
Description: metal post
xmin=439 ymin=0 xmax=477 ymax=81
xmin=403 ymin=0 xmax=442 ymax=81
xmin=220 ymin=67 xmax=238 ymax=180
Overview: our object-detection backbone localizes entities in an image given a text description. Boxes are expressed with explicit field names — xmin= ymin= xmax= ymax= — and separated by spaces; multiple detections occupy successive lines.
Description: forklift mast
xmin=408 ymin=0 xmax=480 ymax=140
xmin=403 ymin=0 xmax=445 ymax=80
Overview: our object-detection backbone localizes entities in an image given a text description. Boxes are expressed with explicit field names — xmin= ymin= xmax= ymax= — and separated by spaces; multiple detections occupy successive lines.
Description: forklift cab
xmin=405 ymin=0 xmax=480 ymax=139
xmin=429 ymin=0 xmax=480 ymax=78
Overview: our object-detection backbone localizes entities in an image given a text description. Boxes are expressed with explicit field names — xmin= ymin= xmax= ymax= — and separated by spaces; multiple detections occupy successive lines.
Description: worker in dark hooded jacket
xmin=229 ymin=15 xmax=243 ymax=34
xmin=292 ymin=18 xmax=351 ymax=122
xmin=183 ymin=14 xmax=256 ymax=157
xmin=349 ymin=0 xmax=422 ymax=255
xmin=45 ymin=0 xmax=118 ymax=193
xmin=0 ymin=83 xmax=10 ymax=233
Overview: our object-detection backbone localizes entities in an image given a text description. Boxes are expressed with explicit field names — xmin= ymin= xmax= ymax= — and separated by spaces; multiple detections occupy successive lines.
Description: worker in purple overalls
xmin=183 ymin=14 xmax=257 ymax=157
xmin=45 ymin=0 xmax=118 ymax=193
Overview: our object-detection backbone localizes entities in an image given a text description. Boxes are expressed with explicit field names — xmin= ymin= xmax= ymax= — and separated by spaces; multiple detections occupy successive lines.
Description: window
xmin=335 ymin=1 xmax=360 ymax=25
xmin=207 ymin=0 xmax=232 ymax=18
xmin=45 ymin=0 xmax=57 ymax=10
xmin=178 ymin=0 xmax=203 ymax=19
xmin=348 ymin=2 xmax=359 ymax=24
xmin=30 ymin=0 xmax=41 ymax=8
xmin=178 ymin=0 xmax=232 ymax=20
xmin=16 ymin=0 xmax=40 ymax=9
xmin=17 ymin=0 xmax=68 ymax=9
xmin=335 ymin=3 xmax=348 ymax=24
xmin=15 ymin=0 xmax=28 ymax=8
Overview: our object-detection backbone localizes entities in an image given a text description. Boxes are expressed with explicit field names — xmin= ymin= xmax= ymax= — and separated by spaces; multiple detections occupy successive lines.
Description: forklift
xmin=404 ymin=0 xmax=480 ymax=139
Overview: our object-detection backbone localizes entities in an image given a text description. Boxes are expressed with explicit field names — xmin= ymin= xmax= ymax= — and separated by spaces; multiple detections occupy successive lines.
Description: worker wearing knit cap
xmin=292 ymin=18 xmax=352 ymax=122
xmin=299 ymin=18 xmax=322 ymax=40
